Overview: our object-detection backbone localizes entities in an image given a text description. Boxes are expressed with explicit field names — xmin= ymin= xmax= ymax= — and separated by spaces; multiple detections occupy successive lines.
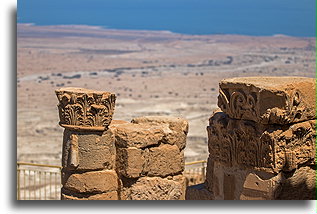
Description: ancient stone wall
xmin=56 ymin=76 xmax=315 ymax=200
xmin=187 ymin=76 xmax=316 ymax=200
xmin=56 ymin=87 xmax=188 ymax=200
xmin=113 ymin=116 xmax=188 ymax=200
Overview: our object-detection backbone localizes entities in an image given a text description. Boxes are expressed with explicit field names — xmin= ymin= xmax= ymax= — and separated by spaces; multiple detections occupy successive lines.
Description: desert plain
xmin=17 ymin=24 xmax=315 ymax=166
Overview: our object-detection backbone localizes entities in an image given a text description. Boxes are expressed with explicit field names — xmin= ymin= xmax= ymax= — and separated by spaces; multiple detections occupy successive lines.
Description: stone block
xmin=239 ymin=172 xmax=283 ymax=200
xmin=185 ymin=183 xmax=214 ymax=200
xmin=131 ymin=116 xmax=189 ymax=150
xmin=55 ymin=87 xmax=116 ymax=131
xmin=113 ymin=123 xmax=164 ymax=148
xmin=61 ymin=191 xmax=118 ymax=200
xmin=62 ymin=170 xmax=118 ymax=193
xmin=143 ymin=144 xmax=184 ymax=177
xmin=205 ymin=160 xmax=283 ymax=200
xmin=218 ymin=77 xmax=315 ymax=124
xmin=207 ymin=110 xmax=315 ymax=173
xmin=205 ymin=156 xmax=214 ymax=194
xmin=116 ymin=147 xmax=144 ymax=178
xmin=276 ymin=166 xmax=316 ymax=200
xmin=121 ymin=175 xmax=186 ymax=200
xmin=117 ymin=144 xmax=184 ymax=178
xmin=62 ymin=129 xmax=116 ymax=171
xmin=110 ymin=120 xmax=129 ymax=126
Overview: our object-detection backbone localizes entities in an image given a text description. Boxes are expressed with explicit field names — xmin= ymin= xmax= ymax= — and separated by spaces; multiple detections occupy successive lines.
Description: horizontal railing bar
xmin=17 ymin=169 xmax=60 ymax=174
xmin=17 ymin=162 xmax=62 ymax=169
xmin=185 ymin=160 xmax=207 ymax=165
xmin=18 ymin=160 xmax=207 ymax=168
xmin=17 ymin=160 xmax=205 ymax=200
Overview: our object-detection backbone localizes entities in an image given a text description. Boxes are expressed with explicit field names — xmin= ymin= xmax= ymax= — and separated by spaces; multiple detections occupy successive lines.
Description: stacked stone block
xmin=56 ymin=87 xmax=119 ymax=200
xmin=186 ymin=77 xmax=316 ymax=200
xmin=203 ymin=77 xmax=316 ymax=200
xmin=56 ymin=88 xmax=189 ymax=200
xmin=111 ymin=116 xmax=188 ymax=200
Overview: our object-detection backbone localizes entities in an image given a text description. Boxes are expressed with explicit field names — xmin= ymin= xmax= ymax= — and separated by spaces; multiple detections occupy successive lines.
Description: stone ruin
xmin=55 ymin=76 xmax=316 ymax=200
xmin=56 ymin=87 xmax=188 ymax=200
xmin=186 ymin=76 xmax=316 ymax=200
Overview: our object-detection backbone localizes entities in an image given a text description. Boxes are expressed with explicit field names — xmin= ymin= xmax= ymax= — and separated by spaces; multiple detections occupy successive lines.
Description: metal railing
xmin=17 ymin=160 xmax=207 ymax=200
xmin=184 ymin=160 xmax=207 ymax=186
xmin=16 ymin=162 xmax=62 ymax=200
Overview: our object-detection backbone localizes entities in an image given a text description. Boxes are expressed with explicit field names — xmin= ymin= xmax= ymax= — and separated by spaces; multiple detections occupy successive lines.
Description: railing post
xmin=17 ymin=163 xmax=20 ymax=200
xmin=201 ymin=162 xmax=206 ymax=181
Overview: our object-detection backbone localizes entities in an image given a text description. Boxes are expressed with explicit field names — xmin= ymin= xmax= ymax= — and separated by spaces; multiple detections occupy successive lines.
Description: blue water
xmin=18 ymin=0 xmax=316 ymax=37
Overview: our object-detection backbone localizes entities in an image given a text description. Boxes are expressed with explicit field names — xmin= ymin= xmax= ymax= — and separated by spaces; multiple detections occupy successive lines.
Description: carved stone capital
xmin=55 ymin=87 xmax=116 ymax=131
xmin=218 ymin=77 xmax=316 ymax=124
xmin=207 ymin=109 xmax=316 ymax=173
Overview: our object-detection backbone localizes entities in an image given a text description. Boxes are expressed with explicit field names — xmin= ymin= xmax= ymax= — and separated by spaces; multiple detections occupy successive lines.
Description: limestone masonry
xmin=187 ymin=76 xmax=316 ymax=200
xmin=218 ymin=77 xmax=315 ymax=124
xmin=56 ymin=87 xmax=188 ymax=200
xmin=56 ymin=76 xmax=316 ymax=200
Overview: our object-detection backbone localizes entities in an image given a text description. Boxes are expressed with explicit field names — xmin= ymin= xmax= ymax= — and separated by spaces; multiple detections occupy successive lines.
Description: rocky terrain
xmin=17 ymin=24 xmax=316 ymax=166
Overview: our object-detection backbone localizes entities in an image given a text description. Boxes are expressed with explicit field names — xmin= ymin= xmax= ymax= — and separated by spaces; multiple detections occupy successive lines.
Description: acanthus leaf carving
xmin=218 ymin=88 xmax=259 ymax=122
xmin=56 ymin=88 xmax=116 ymax=131
xmin=207 ymin=110 xmax=315 ymax=173
xmin=218 ymin=77 xmax=315 ymax=124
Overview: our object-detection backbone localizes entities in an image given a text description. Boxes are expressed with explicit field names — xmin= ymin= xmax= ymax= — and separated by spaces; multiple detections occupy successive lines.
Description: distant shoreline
xmin=17 ymin=23 xmax=315 ymax=38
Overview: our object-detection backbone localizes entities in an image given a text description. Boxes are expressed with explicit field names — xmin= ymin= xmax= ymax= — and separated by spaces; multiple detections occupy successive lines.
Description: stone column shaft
xmin=56 ymin=87 xmax=118 ymax=200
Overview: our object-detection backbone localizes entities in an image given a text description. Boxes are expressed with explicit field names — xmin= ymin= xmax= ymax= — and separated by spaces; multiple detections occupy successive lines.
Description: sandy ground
xmin=17 ymin=24 xmax=316 ymax=166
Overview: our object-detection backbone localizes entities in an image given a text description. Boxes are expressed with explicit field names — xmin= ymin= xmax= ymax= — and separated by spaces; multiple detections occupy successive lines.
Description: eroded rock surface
xmin=207 ymin=109 xmax=315 ymax=173
xmin=116 ymin=147 xmax=144 ymax=178
xmin=113 ymin=123 xmax=165 ymax=148
xmin=112 ymin=116 xmax=188 ymax=200
xmin=61 ymin=191 xmax=118 ymax=200
xmin=62 ymin=129 xmax=116 ymax=171
xmin=62 ymin=170 xmax=118 ymax=194
xmin=202 ymin=77 xmax=316 ymax=200
xmin=218 ymin=77 xmax=315 ymax=124
xmin=120 ymin=175 xmax=186 ymax=200
xmin=131 ymin=116 xmax=189 ymax=150
xmin=276 ymin=166 xmax=316 ymax=200
xmin=185 ymin=183 xmax=214 ymax=200
xmin=143 ymin=144 xmax=184 ymax=177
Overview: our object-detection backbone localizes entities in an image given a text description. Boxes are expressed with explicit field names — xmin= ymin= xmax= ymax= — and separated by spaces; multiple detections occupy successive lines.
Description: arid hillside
xmin=17 ymin=24 xmax=316 ymax=165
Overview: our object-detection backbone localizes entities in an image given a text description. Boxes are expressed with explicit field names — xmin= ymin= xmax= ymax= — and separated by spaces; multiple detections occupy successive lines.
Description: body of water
xmin=18 ymin=0 xmax=315 ymax=37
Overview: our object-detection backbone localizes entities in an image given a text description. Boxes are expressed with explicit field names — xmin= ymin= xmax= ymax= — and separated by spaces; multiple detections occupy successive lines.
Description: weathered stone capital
xmin=55 ymin=87 xmax=116 ymax=131
xmin=218 ymin=76 xmax=316 ymax=124
xmin=207 ymin=109 xmax=316 ymax=173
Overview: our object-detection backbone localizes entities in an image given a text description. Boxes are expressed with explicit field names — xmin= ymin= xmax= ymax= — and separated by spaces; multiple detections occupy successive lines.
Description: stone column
xmin=56 ymin=88 xmax=189 ymax=200
xmin=55 ymin=87 xmax=119 ymax=200
xmin=204 ymin=77 xmax=316 ymax=200
xmin=111 ymin=116 xmax=188 ymax=200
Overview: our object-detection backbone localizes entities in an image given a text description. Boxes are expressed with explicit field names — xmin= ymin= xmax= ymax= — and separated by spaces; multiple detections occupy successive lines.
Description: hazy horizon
xmin=18 ymin=0 xmax=316 ymax=37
